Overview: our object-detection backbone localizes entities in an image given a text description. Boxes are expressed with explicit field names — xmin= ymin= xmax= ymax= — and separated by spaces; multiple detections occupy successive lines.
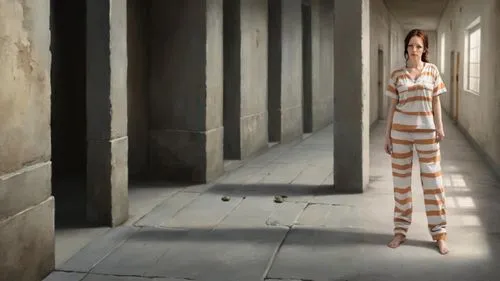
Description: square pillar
xmin=333 ymin=0 xmax=370 ymax=193
xmin=268 ymin=0 xmax=303 ymax=143
xmin=86 ymin=0 xmax=129 ymax=226
xmin=223 ymin=0 xmax=269 ymax=160
xmin=148 ymin=0 xmax=224 ymax=183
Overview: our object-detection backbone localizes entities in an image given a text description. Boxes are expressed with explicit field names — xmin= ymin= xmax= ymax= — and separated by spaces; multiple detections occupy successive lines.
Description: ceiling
xmin=383 ymin=0 xmax=450 ymax=30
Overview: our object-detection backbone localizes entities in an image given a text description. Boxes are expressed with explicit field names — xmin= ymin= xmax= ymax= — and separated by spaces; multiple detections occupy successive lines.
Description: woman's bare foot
xmin=436 ymin=239 xmax=449 ymax=255
xmin=387 ymin=234 xmax=406 ymax=248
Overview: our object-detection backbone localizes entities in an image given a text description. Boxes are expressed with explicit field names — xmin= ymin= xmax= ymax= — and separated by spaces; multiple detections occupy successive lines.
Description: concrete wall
xmin=437 ymin=0 xmax=500 ymax=178
xmin=148 ymin=0 xmax=224 ymax=182
xmin=224 ymin=0 xmax=269 ymax=160
xmin=369 ymin=0 xmax=405 ymax=122
xmin=426 ymin=30 xmax=438 ymax=64
xmin=389 ymin=18 xmax=405 ymax=71
xmin=370 ymin=0 xmax=390 ymax=124
xmin=313 ymin=0 xmax=334 ymax=131
xmin=0 ymin=0 xmax=54 ymax=280
xmin=303 ymin=0 xmax=334 ymax=133
xmin=496 ymin=0 xmax=500 ymax=177
xmin=269 ymin=0 xmax=303 ymax=143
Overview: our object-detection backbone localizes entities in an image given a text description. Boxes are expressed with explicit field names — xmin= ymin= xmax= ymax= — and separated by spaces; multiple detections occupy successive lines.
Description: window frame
xmin=440 ymin=32 xmax=446 ymax=74
xmin=463 ymin=17 xmax=481 ymax=95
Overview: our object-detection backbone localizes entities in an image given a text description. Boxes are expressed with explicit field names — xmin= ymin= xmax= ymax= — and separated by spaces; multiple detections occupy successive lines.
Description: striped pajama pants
xmin=390 ymin=130 xmax=447 ymax=241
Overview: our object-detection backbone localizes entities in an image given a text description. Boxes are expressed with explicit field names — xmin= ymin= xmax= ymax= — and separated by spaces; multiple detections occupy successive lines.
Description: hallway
xmin=2 ymin=0 xmax=500 ymax=280
xmin=44 ymin=114 xmax=500 ymax=281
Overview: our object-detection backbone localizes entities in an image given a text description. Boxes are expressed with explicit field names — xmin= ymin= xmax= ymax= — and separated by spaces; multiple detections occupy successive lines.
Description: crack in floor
xmin=53 ymin=270 xmax=196 ymax=280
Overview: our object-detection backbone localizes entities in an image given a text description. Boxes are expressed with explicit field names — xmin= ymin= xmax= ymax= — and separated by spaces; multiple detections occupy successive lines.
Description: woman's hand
xmin=384 ymin=136 xmax=393 ymax=155
xmin=436 ymin=128 xmax=445 ymax=142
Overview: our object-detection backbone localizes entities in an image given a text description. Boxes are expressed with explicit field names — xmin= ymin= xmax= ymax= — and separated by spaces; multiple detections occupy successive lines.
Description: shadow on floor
xmin=128 ymin=225 xmax=438 ymax=250
xmin=207 ymin=183 xmax=335 ymax=197
xmin=52 ymin=177 xmax=91 ymax=229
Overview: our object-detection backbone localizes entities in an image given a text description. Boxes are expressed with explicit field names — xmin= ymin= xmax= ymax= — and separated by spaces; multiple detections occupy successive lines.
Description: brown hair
xmin=404 ymin=29 xmax=429 ymax=64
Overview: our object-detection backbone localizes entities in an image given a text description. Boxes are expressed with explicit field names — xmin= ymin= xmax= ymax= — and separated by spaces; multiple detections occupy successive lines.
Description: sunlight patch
xmin=461 ymin=215 xmax=481 ymax=226
xmin=455 ymin=197 xmax=476 ymax=208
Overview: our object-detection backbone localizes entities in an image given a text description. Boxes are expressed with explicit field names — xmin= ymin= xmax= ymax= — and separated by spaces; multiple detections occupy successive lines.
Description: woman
xmin=384 ymin=29 xmax=449 ymax=255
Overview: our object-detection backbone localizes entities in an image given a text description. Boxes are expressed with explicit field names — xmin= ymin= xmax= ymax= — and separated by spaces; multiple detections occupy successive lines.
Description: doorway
xmin=450 ymin=51 xmax=460 ymax=122
xmin=268 ymin=0 xmax=281 ymax=144
xmin=302 ymin=0 xmax=312 ymax=133
xmin=377 ymin=49 xmax=385 ymax=120
xmin=50 ymin=0 xmax=88 ymax=227
xmin=127 ymin=0 xmax=151 ymax=181
xmin=222 ymin=0 xmax=241 ymax=161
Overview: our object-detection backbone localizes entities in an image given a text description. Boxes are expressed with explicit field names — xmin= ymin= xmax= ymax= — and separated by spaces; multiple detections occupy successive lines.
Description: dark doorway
xmin=377 ymin=49 xmax=385 ymax=120
xmin=302 ymin=0 xmax=313 ymax=133
xmin=450 ymin=50 xmax=460 ymax=122
xmin=127 ymin=0 xmax=151 ymax=181
xmin=50 ymin=0 xmax=87 ymax=227
xmin=222 ymin=0 xmax=241 ymax=161
xmin=268 ymin=0 xmax=281 ymax=144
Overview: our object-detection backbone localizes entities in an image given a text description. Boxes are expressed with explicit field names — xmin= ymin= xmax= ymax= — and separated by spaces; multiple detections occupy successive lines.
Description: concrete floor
xmin=45 ymin=115 xmax=500 ymax=281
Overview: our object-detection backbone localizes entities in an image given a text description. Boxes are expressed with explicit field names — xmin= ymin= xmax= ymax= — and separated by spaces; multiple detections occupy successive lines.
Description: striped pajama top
xmin=385 ymin=62 xmax=447 ymax=132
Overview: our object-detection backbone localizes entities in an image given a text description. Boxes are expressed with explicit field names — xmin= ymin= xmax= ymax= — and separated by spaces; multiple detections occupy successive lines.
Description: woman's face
xmin=407 ymin=36 xmax=424 ymax=61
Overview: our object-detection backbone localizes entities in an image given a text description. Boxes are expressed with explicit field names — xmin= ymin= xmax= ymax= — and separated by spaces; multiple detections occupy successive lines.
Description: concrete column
xmin=0 ymin=0 xmax=54 ymax=279
xmin=223 ymin=0 xmax=269 ymax=160
xmin=268 ymin=0 xmax=303 ymax=143
xmin=86 ymin=0 xmax=129 ymax=226
xmin=333 ymin=0 xmax=370 ymax=193
xmin=148 ymin=0 xmax=224 ymax=183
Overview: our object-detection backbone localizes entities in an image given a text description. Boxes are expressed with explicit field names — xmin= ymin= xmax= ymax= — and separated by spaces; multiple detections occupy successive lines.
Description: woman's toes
xmin=387 ymin=235 xmax=406 ymax=248
xmin=437 ymin=240 xmax=449 ymax=255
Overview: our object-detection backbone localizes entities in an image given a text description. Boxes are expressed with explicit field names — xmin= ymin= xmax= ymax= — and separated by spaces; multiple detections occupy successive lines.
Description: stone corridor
xmin=44 ymin=114 xmax=500 ymax=281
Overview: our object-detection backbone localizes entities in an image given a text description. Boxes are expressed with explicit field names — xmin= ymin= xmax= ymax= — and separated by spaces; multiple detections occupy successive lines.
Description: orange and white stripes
xmin=391 ymin=130 xmax=447 ymax=241
xmin=386 ymin=63 xmax=447 ymax=132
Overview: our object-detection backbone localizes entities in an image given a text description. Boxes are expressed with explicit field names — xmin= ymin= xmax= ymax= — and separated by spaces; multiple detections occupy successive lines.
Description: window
xmin=464 ymin=17 xmax=481 ymax=94
xmin=440 ymin=33 xmax=446 ymax=73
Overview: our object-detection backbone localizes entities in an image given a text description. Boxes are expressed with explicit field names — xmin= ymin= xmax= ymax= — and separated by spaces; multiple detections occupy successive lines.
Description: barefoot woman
xmin=384 ymin=29 xmax=449 ymax=255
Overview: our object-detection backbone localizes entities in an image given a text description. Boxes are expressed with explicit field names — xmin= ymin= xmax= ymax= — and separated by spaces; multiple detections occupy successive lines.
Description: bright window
xmin=464 ymin=17 xmax=481 ymax=94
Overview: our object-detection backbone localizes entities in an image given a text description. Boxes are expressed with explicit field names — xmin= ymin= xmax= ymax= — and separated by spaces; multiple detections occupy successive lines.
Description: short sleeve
xmin=433 ymin=68 xmax=447 ymax=96
xmin=385 ymin=73 xmax=399 ymax=99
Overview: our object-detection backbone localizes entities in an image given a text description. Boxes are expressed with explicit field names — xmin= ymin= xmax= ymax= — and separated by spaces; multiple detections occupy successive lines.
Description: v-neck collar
xmin=405 ymin=62 xmax=426 ymax=82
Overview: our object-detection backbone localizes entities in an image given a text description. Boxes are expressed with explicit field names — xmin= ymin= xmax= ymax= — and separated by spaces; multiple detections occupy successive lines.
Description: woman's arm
xmin=432 ymin=65 xmax=446 ymax=140
xmin=384 ymin=70 xmax=399 ymax=154
xmin=384 ymin=98 xmax=398 ymax=154
xmin=385 ymin=98 xmax=398 ymax=139
xmin=433 ymin=95 xmax=445 ymax=140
